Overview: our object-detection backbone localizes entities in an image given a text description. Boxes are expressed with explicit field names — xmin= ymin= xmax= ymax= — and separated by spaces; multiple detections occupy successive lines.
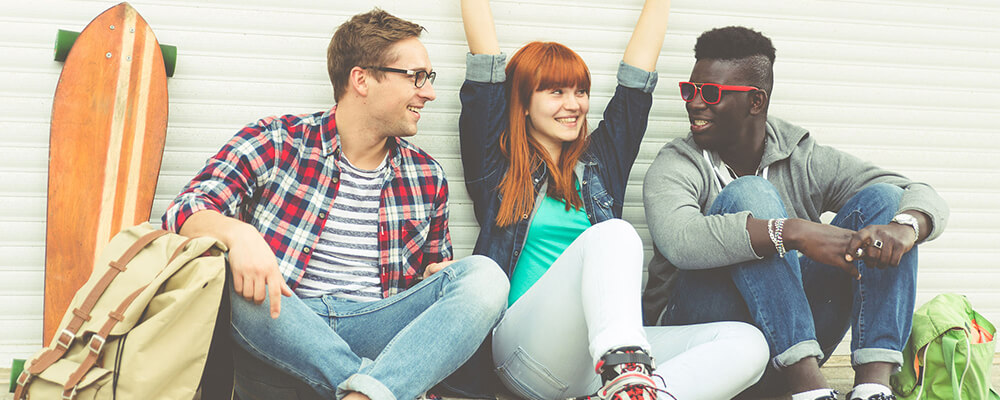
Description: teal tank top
xmin=508 ymin=186 xmax=592 ymax=305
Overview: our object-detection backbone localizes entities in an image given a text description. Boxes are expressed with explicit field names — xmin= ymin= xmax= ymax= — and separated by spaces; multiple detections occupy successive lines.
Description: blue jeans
xmin=229 ymin=255 xmax=509 ymax=400
xmin=659 ymin=177 xmax=917 ymax=394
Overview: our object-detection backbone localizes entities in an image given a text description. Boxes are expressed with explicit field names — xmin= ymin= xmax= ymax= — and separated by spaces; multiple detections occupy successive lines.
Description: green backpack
xmin=891 ymin=293 xmax=999 ymax=400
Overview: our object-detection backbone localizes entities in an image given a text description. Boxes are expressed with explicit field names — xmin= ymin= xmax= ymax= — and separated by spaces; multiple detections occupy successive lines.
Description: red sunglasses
xmin=679 ymin=81 xmax=760 ymax=105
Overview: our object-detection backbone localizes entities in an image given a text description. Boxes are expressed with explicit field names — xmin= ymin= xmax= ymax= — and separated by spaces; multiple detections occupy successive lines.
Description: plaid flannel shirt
xmin=162 ymin=108 xmax=452 ymax=297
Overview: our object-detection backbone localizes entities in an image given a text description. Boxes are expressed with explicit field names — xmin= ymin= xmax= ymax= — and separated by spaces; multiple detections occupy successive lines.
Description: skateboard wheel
xmin=54 ymin=29 xmax=176 ymax=77
xmin=8 ymin=358 xmax=25 ymax=393
xmin=160 ymin=44 xmax=176 ymax=77
xmin=53 ymin=29 xmax=80 ymax=62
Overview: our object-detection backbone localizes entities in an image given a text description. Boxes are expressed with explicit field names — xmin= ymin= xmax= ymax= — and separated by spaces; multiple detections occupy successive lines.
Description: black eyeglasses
xmin=364 ymin=66 xmax=436 ymax=88
xmin=679 ymin=81 xmax=760 ymax=105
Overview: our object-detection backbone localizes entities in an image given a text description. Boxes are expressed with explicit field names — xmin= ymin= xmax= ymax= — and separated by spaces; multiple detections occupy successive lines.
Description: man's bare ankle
xmin=853 ymin=361 xmax=893 ymax=387
xmin=785 ymin=356 xmax=829 ymax=393
xmin=343 ymin=391 xmax=371 ymax=400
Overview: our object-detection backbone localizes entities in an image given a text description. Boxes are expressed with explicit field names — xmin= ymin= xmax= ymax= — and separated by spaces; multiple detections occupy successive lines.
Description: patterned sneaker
xmin=414 ymin=391 xmax=443 ymax=400
xmin=847 ymin=393 xmax=896 ymax=400
xmin=812 ymin=390 xmax=839 ymax=400
xmin=574 ymin=347 xmax=674 ymax=400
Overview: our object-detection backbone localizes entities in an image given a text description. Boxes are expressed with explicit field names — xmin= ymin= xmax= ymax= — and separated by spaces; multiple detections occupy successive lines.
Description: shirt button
xmin=318 ymin=212 xmax=327 ymax=219
xmin=331 ymin=176 xmax=339 ymax=184
xmin=303 ymin=246 xmax=311 ymax=254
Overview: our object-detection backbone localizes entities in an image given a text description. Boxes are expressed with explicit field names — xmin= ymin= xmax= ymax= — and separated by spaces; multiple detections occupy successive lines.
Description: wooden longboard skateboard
xmin=44 ymin=2 xmax=169 ymax=343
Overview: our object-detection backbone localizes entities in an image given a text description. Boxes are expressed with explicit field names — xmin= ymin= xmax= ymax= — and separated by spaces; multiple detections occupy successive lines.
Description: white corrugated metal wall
xmin=1 ymin=0 xmax=998 ymax=366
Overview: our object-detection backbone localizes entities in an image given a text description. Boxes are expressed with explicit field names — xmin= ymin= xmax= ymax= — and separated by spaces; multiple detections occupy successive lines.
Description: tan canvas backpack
xmin=14 ymin=223 xmax=229 ymax=399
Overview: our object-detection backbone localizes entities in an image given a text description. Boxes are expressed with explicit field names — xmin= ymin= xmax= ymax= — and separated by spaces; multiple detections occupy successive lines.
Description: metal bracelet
xmin=774 ymin=218 xmax=787 ymax=258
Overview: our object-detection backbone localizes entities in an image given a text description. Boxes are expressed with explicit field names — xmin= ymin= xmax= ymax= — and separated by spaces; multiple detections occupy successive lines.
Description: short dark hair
xmin=694 ymin=26 xmax=775 ymax=94
xmin=327 ymin=9 xmax=426 ymax=102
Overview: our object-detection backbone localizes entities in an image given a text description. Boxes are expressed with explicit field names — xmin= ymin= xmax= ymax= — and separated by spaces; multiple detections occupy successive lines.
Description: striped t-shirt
xmin=295 ymin=155 xmax=389 ymax=301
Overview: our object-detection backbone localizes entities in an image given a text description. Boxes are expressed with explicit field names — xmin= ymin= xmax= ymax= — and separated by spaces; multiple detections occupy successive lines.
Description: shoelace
xmin=814 ymin=391 xmax=839 ymax=400
xmin=650 ymin=372 xmax=678 ymax=400
xmin=614 ymin=381 xmax=658 ymax=400
xmin=575 ymin=373 xmax=678 ymax=400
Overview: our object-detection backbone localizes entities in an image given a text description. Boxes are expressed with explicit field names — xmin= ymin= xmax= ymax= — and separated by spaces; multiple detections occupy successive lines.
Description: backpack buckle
xmin=87 ymin=334 xmax=106 ymax=355
xmin=56 ymin=329 xmax=75 ymax=349
xmin=13 ymin=370 xmax=32 ymax=400
xmin=62 ymin=385 xmax=79 ymax=400
xmin=16 ymin=370 xmax=32 ymax=387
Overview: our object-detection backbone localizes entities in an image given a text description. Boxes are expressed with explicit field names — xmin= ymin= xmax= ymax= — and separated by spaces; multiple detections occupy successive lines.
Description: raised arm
xmin=461 ymin=0 xmax=501 ymax=55
xmin=622 ymin=0 xmax=671 ymax=71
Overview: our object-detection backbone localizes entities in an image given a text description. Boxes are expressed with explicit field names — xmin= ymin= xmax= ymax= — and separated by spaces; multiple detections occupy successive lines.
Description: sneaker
xmin=792 ymin=389 xmax=839 ymax=400
xmin=592 ymin=371 xmax=659 ymax=400
xmin=414 ymin=391 xmax=443 ymax=400
xmin=806 ymin=390 xmax=839 ymax=400
xmin=847 ymin=393 xmax=896 ymax=400
xmin=574 ymin=347 xmax=669 ymax=400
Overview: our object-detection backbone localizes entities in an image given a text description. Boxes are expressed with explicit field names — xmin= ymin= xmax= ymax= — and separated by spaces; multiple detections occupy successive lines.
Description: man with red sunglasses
xmin=641 ymin=26 xmax=949 ymax=400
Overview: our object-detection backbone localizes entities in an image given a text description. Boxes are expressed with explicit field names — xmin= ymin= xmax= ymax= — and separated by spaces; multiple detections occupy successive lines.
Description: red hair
xmin=496 ymin=41 xmax=591 ymax=227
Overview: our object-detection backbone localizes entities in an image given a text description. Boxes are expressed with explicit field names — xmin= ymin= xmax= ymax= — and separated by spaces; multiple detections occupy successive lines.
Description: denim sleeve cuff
xmin=617 ymin=61 xmax=658 ymax=93
xmin=465 ymin=52 xmax=507 ymax=83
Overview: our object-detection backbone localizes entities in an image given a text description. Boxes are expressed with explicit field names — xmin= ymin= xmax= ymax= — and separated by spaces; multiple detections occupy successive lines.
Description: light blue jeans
xmin=660 ymin=177 xmax=918 ymax=395
xmin=229 ymin=255 xmax=509 ymax=400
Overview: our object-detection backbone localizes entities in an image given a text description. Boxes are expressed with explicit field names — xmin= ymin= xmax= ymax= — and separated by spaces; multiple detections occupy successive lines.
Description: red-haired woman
xmin=459 ymin=1 xmax=769 ymax=399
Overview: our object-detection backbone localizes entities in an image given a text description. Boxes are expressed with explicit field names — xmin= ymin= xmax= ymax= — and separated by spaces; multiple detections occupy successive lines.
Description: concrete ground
xmin=5 ymin=355 xmax=1000 ymax=399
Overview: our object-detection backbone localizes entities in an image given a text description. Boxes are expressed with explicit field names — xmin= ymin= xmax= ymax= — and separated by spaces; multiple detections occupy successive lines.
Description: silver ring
xmin=855 ymin=248 xmax=864 ymax=258
xmin=873 ymin=239 xmax=883 ymax=249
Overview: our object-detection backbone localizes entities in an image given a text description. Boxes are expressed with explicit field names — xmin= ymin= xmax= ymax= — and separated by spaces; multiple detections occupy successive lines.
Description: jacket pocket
xmin=591 ymin=189 xmax=617 ymax=220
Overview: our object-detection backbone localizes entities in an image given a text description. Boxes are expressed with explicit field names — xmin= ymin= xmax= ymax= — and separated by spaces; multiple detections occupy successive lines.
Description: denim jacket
xmin=459 ymin=52 xmax=658 ymax=277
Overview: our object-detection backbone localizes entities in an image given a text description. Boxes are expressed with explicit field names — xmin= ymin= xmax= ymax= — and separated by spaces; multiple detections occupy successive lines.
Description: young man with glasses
xmin=162 ymin=8 xmax=507 ymax=400
xmin=641 ymin=26 xmax=949 ymax=400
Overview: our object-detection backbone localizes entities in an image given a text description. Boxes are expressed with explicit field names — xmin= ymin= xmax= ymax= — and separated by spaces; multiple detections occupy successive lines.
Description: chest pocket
xmin=401 ymin=218 xmax=431 ymax=249
xmin=591 ymin=190 xmax=617 ymax=221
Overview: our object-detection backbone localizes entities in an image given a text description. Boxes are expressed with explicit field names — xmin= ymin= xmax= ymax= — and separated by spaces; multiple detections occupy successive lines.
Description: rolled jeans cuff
xmin=772 ymin=340 xmax=825 ymax=369
xmin=852 ymin=348 xmax=904 ymax=371
xmin=337 ymin=373 xmax=394 ymax=400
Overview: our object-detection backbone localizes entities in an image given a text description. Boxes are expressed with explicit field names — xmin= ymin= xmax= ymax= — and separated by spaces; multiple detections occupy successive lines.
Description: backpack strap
xmin=63 ymin=283 xmax=149 ymax=394
xmin=942 ymin=330 xmax=972 ymax=400
xmin=15 ymin=229 xmax=169 ymax=398
xmin=62 ymin=236 xmax=198 ymax=395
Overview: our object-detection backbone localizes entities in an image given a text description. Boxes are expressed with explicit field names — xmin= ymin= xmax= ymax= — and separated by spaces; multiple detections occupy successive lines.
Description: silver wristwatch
xmin=891 ymin=213 xmax=920 ymax=242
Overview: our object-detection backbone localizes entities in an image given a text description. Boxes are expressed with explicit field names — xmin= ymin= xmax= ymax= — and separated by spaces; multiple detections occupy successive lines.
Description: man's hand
xmin=228 ymin=225 xmax=293 ymax=319
xmin=179 ymin=210 xmax=293 ymax=319
xmin=846 ymin=223 xmax=916 ymax=269
xmin=784 ymin=219 xmax=861 ymax=279
xmin=423 ymin=259 xmax=456 ymax=279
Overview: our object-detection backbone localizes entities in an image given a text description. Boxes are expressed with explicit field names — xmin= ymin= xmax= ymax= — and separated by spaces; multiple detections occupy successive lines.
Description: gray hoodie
xmin=641 ymin=116 xmax=949 ymax=323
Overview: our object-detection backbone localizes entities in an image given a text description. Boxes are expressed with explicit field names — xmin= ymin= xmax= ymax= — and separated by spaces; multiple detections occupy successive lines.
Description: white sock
xmin=850 ymin=383 xmax=893 ymax=399
xmin=791 ymin=388 xmax=836 ymax=400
